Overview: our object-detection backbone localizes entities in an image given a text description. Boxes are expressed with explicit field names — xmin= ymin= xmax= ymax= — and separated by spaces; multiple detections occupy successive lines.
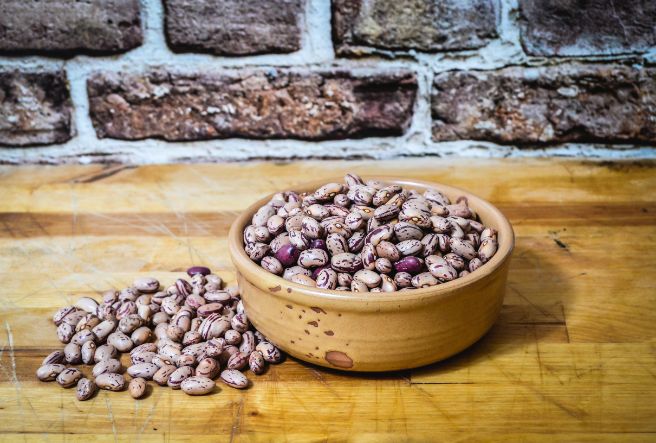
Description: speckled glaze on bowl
xmin=228 ymin=178 xmax=514 ymax=372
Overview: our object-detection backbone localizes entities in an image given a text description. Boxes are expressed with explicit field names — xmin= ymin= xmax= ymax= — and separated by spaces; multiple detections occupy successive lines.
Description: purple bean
xmin=309 ymin=239 xmax=327 ymax=251
xmin=393 ymin=256 xmax=423 ymax=275
xmin=186 ymin=266 xmax=211 ymax=277
xmin=275 ymin=244 xmax=301 ymax=267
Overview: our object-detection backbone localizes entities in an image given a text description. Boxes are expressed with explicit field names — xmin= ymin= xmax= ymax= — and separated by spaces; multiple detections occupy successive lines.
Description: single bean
xmin=196 ymin=358 xmax=220 ymax=379
xmin=261 ymin=256 xmax=283 ymax=275
xmin=131 ymin=326 xmax=152 ymax=346
xmin=478 ymin=238 xmax=498 ymax=263
xmin=412 ymin=272 xmax=440 ymax=288
xmin=316 ymin=268 xmax=338 ymax=290
xmin=394 ymin=272 xmax=413 ymax=288
xmin=239 ymin=331 xmax=256 ymax=355
xmin=353 ymin=270 xmax=382 ymax=289
xmin=128 ymin=363 xmax=159 ymax=380
xmin=64 ymin=343 xmax=82 ymax=364
xmin=298 ymin=248 xmax=329 ymax=268
xmin=227 ymin=352 xmax=249 ymax=370
xmin=449 ymin=238 xmax=477 ymax=260
xmin=96 ymin=373 xmax=126 ymax=391
xmin=57 ymin=368 xmax=82 ymax=388
xmin=92 ymin=358 xmax=121 ymax=377
xmin=74 ymin=297 xmax=99 ymax=314
xmin=133 ymin=277 xmax=160 ymax=294
xmin=81 ymin=341 xmax=96 ymax=365
xmin=290 ymin=274 xmax=316 ymax=287
xmin=129 ymin=377 xmax=147 ymax=399
xmin=219 ymin=369 xmax=249 ymax=389
xmin=107 ymin=331 xmax=133 ymax=352
xmin=42 ymin=350 xmax=65 ymax=366
xmin=181 ymin=376 xmax=216 ymax=396
xmin=247 ymin=351 xmax=265 ymax=375
xmin=331 ymin=253 xmax=363 ymax=273
xmin=57 ymin=322 xmax=75 ymax=344
xmin=76 ymin=378 xmax=97 ymax=401
xmin=393 ymin=256 xmax=423 ymax=275
xmin=53 ymin=306 xmax=76 ymax=326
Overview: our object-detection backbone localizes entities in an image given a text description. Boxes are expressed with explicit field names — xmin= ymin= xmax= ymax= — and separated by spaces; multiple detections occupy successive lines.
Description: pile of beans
xmin=36 ymin=267 xmax=282 ymax=400
xmin=243 ymin=173 xmax=499 ymax=292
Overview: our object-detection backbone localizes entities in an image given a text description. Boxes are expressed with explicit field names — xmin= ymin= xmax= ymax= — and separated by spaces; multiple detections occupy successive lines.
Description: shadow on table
xmin=409 ymin=246 xmax=574 ymax=381
xmin=290 ymin=246 xmax=574 ymax=382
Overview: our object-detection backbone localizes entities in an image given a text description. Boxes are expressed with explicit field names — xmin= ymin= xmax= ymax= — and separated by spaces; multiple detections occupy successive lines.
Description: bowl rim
xmin=228 ymin=176 xmax=515 ymax=304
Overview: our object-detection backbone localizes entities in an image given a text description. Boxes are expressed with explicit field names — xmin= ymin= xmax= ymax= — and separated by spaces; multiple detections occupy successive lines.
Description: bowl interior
xmin=228 ymin=177 xmax=514 ymax=304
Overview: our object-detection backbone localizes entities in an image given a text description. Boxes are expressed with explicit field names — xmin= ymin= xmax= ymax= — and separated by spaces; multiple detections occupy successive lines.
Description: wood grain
xmin=0 ymin=159 xmax=655 ymax=441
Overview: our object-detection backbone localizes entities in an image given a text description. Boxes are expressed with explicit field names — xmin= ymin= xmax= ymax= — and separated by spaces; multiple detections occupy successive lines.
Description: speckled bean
xmin=219 ymin=369 xmax=248 ymax=389
xmin=42 ymin=350 xmax=65 ymax=366
xmin=76 ymin=378 xmax=97 ymax=401
xmin=96 ymin=373 xmax=125 ymax=391
xmin=128 ymin=363 xmax=159 ymax=380
xmin=57 ymin=368 xmax=82 ymax=388
xmin=168 ymin=366 xmax=195 ymax=389
xmin=37 ymin=364 xmax=66 ymax=381
xmin=181 ymin=376 xmax=216 ymax=395
xmin=249 ymin=351 xmax=266 ymax=375
xmin=92 ymin=358 xmax=121 ymax=377
xmin=129 ymin=377 xmax=147 ymax=399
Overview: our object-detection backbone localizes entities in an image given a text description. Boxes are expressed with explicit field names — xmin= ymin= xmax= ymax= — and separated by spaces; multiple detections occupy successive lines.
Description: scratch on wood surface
xmin=409 ymin=384 xmax=462 ymax=431
xmin=151 ymin=181 xmax=215 ymax=266
xmin=488 ymin=353 xmax=589 ymax=421
xmin=229 ymin=398 xmax=244 ymax=443
xmin=137 ymin=388 xmax=164 ymax=439
xmin=534 ymin=327 xmax=545 ymax=385
xmin=4 ymin=321 xmax=21 ymax=393
xmin=281 ymin=384 xmax=329 ymax=434
xmin=1 ymin=219 xmax=17 ymax=238
xmin=105 ymin=395 xmax=119 ymax=443
xmin=70 ymin=165 xmax=136 ymax=183
xmin=27 ymin=211 xmax=50 ymax=237
xmin=308 ymin=367 xmax=342 ymax=399
xmin=507 ymin=284 xmax=560 ymax=321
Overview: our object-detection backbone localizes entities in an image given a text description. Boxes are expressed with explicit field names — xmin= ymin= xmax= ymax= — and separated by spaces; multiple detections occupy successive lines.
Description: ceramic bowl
xmin=228 ymin=178 xmax=514 ymax=372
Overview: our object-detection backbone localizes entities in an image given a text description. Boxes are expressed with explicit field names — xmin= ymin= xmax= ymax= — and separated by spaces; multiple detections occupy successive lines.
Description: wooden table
xmin=1 ymin=159 xmax=655 ymax=442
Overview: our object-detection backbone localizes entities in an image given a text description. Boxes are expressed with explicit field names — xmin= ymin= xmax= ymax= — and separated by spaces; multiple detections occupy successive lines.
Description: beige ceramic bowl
xmin=229 ymin=178 xmax=514 ymax=372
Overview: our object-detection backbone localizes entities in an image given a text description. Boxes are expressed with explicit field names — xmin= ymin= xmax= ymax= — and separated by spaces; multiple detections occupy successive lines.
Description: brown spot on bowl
xmin=325 ymin=351 xmax=353 ymax=369
xmin=269 ymin=285 xmax=281 ymax=292
xmin=311 ymin=307 xmax=327 ymax=314
xmin=286 ymin=304 xmax=293 ymax=309
xmin=307 ymin=321 xmax=318 ymax=327
xmin=324 ymin=330 xmax=334 ymax=336
xmin=286 ymin=288 xmax=292 ymax=293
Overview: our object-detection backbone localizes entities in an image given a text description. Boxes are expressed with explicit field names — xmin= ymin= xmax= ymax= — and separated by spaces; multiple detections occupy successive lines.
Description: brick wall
xmin=0 ymin=0 xmax=654 ymax=164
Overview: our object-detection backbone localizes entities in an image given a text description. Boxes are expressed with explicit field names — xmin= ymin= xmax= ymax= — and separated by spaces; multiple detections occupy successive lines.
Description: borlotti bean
xmin=57 ymin=368 xmax=82 ymax=388
xmin=76 ymin=378 xmax=97 ymax=401
xmin=96 ymin=373 xmax=126 ymax=391
xmin=129 ymin=377 xmax=147 ymax=399
xmin=243 ymin=173 xmax=499 ymax=291
xmin=37 ymin=269 xmax=284 ymax=399
xmin=181 ymin=376 xmax=215 ymax=395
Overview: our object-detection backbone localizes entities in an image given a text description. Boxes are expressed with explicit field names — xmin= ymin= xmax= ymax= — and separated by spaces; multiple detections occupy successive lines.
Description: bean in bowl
xmin=243 ymin=173 xmax=498 ymax=292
